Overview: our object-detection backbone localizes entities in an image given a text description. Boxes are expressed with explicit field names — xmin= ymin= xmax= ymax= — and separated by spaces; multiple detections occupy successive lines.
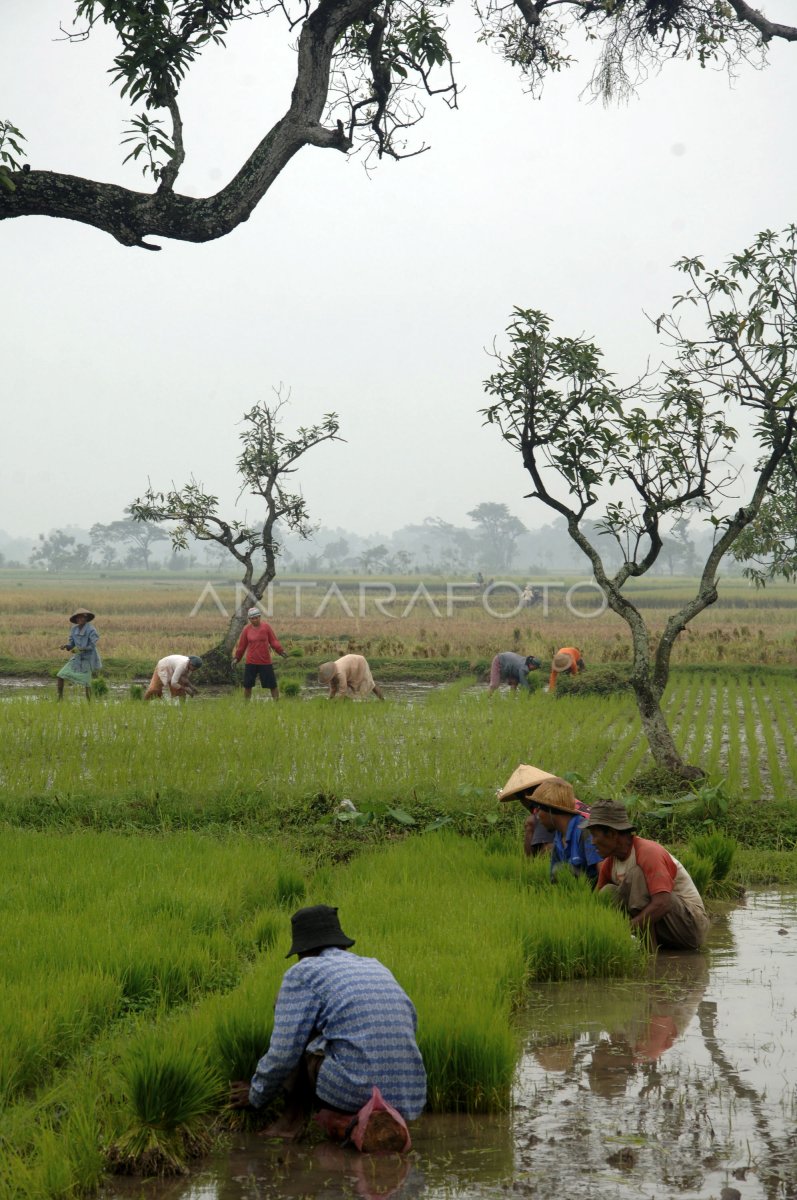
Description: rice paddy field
xmin=2 ymin=569 xmax=797 ymax=1199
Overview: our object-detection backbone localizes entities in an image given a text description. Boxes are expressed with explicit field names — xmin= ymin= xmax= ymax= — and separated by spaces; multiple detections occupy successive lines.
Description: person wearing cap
xmin=498 ymin=763 xmax=559 ymax=856
xmin=318 ymin=654 xmax=384 ymax=701
xmin=232 ymin=607 xmax=288 ymax=701
xmin=56 ymin=608 xmax=102 ymax=700
xmin=548 ymin=647 xmax=585 ymax=692
xmin=230 ymin=905 xmax=426 ymax=1143
xmin=582 ymin=800 xmax=710 ymax=950
xmin=531 ymin=778 xmax=603 ymax=885
xmin=488 ymin=651 xmax=542 ymax=695
xmin=143 ymin=653 xmax=203 ymax=701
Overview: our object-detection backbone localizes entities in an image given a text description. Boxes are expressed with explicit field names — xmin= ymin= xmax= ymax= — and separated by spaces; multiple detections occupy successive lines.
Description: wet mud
xmin=106 ymin=892 xmax=797 ymax=1200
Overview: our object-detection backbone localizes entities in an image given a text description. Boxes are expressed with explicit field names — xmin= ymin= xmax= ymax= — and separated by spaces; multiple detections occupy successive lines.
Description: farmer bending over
xmin=143 ymin=654 xmax=203 ymax=701
xmin=488 ymin=652 xmax=541 ymax=695
xmin=230 ymin=906 xmax=426 ymax=1149
xmin=582 ymin=800 xmax=709 ymax=950
xmin=548 ymin=647 xmax=584 ymax=691
xmin=318 ymin=654 xmax=384 ymax=700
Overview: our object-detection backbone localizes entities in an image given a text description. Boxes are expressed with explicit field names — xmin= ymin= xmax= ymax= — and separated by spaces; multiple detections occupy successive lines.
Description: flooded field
xmin=108 ymin=892 xmax=797 ymax=1200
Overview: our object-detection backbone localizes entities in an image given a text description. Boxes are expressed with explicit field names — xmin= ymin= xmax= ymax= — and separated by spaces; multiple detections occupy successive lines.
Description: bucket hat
xmin=552 ymin=651 xmax=575 ymax=672
xmin=498 ymin=764 xmax=556 ymax=803
xmin=286 ymin=905 xmax=355 ymax=957
xmin=69 ymin=608 xmax=95 ymax=623
xmin=531 ymin=778 xmax=578 ymax=815
xmin=247 ymin=606 xmax=261 ymax=618
xmin=579 ymin=799 xmax=635 ymax=832
xmin=188 ymin=655 xmax=203 ymax=669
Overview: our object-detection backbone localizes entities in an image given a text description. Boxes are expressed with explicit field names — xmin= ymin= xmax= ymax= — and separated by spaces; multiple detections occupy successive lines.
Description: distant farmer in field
xmin=232 ymin=607 xmax=288 ymax=701
xmin=488 ymin=652 xmax=541 ymax=695
xmin=143 ymin=654 xmax=203 ymax=701
xmin=319 ymin=654 xmax=384 ymax=700
xmin=548 ymin=647 xmax=585 ymax=691
xmin=498 ymin=763 xmax=559 ymax=855
xmin=582 ymin=800 xmax=710 ymax=950
xmin=230 ymin=905 xmax=426 ymax=1150
xmin=56 ymin=608 xmax=102 ymax=701
xmin=530 ymin=778 xmax=602 ymax=886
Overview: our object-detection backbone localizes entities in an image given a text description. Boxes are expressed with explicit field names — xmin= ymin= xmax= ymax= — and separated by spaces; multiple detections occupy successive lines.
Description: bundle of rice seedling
xmin=113 ymin=1034 xmax=223 ymax=1173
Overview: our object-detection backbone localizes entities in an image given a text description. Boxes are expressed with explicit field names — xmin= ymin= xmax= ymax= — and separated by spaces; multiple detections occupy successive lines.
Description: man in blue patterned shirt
xmin=232 ymin=905 xmax=426 ymax=1141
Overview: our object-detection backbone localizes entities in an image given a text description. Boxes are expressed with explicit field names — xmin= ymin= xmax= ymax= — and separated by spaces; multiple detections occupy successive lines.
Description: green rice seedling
xmin=129 ymin=683 xmax=144 ymax=700
xmin=244 ymin=911 xmax=282 ymax=954
xmin=688 ymin=832 xmax=736 ymax=884
xmin=213 ymin=1010 xmax=273 ymax=1081
xmin=419 ymin=1015 xmax=518 ymax=1113
xmin=91 ymin=675 xmax=109 ymax=698
xmin=281 ymin=679 xmax=302 ymax=696
xmin=677 ymin=852 xmax=714 ymax=899
xmin=274 ymin=870 xmax=306 ymax=907
xmin=114 ymin=1032 xmax=224 ymax=1173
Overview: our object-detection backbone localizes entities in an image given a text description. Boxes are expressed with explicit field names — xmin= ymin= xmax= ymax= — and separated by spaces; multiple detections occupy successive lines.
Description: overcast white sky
xmin=2 ymin=1 xmax=796 ymax=540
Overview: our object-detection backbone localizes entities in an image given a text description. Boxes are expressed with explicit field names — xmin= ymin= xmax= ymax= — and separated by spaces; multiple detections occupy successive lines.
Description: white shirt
xmin=156 ymin=654 xmax=190 ymax=687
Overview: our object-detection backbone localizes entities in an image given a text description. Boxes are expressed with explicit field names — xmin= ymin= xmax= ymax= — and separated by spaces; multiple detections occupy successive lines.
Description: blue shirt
xmin=497 ymin=652 xmax=533 ymax=687
xmin=249 ymin=948 xmax=427 ymax=1119
xmin=67 ymin=623 xmax=102 ymax=671
xmin=551 ymin=815 xmax=603 ymax=883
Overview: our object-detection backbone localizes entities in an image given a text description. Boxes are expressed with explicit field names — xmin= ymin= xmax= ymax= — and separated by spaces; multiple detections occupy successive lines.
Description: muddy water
xmin=0 ymin=679 xmax=441 ymax=703
xmin=107 ymin=892 xmax=797 ymax=1200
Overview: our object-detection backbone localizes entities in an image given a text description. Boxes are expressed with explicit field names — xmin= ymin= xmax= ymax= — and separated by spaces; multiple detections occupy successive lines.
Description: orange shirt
xmin=548 ymin=646 xmax=582 ymax=691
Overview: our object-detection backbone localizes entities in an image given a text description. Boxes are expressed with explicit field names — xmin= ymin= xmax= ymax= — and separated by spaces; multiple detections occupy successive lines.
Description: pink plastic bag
xmin=315 ymin=1087 xmax=411 ymax=1154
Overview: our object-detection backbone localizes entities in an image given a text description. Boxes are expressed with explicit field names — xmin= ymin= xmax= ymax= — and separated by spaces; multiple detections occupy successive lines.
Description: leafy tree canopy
xmin=481 ymin=224 xmax=797 ymax=773
xmin=1 ymin=1 xmax=795 ymax=248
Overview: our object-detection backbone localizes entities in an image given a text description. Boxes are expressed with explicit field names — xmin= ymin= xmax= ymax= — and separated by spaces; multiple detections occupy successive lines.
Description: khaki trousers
xmin=602 ymin=865 xmax=708 ymax=950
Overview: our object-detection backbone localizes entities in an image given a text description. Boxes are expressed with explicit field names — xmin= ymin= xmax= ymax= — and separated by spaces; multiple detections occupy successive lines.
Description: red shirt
xmin=596 ymin=835 xmax=676 ymax=895
xmin=234 ymin=622 xmax=284 ymax=665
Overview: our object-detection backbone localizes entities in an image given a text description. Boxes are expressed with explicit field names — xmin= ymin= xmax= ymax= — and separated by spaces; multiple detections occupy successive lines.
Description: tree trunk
xmin=632 ymin=677 xmax=703 ymax=780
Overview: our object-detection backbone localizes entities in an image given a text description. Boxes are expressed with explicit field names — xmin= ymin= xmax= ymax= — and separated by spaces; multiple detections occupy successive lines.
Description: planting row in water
xmin=0 ymin=829 xmax=646 ymax=1198
xmin=1 ymin=672 xmax=797 ymax=834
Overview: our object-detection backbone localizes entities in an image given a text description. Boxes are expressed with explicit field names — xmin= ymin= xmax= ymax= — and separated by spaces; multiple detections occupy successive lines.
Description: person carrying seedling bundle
xmin=581 ymin=800 xmax=710 ymax=950
xmin=230 ymin=906 xmax=426 ymax=1151
xmin=498 ymin=764 xmax=590 ymax=860
xmin=56 ymin=608 xmax=102 ymax=701
xmin=318 ymin=653 xmax=384 ymax=700
xmin=488 ymin=652 xmax=541 ymax=695
xmin=232 ymin=606 xmax=289 ymax=701
xmin=143 ymin=654 xmax=203 ymax=701
xmin=548 ymin=647 xmax=584 ymax=691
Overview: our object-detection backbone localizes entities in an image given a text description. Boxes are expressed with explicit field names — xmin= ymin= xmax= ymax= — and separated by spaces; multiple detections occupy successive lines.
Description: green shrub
xmin=628 ymin=766 xmax=692 ymax=797
xmin=556 ymin=668 xmax=632 ymax=697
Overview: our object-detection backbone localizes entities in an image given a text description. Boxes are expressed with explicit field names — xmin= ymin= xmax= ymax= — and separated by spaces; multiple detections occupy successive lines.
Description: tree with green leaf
xmin=482 ymin=225 xmax=797 ymax=777
xmin=1 ymin=3 xmax=796 ymax=248
xmin=130 ymin=392 xmax=342 ymax=672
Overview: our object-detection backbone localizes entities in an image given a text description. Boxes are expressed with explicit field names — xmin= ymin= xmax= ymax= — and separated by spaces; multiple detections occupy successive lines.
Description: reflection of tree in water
xmin=697 ymin=999 xmax=796 ymax=1200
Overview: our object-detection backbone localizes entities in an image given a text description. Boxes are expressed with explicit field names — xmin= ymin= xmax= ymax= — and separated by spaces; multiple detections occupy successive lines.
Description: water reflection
xmin=105 ymin=894 xmax=797 ymax=1200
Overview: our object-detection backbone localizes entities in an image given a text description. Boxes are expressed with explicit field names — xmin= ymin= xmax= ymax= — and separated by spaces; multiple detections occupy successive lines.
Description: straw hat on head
xmin=318 ymin=661 xmax=337 ymax=684
xmin=69 ymin=608 xmax=95 ymax=623
xmin=552 ymin=651 xmax=575 ymax=672
xmin=532 ymin=778 xmax=578 ymax=815
xmin=498 ymin=764 xmax=556 ymax=803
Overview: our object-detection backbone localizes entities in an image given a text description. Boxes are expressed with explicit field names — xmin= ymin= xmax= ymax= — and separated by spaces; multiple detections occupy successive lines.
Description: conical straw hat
xmin=498 ymin=764 xmax=556 ymax=803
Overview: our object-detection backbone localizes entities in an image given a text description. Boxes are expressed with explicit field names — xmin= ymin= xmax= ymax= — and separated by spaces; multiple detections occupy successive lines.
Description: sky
xmin=2 ymin=1 xmax=796 ymax=541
